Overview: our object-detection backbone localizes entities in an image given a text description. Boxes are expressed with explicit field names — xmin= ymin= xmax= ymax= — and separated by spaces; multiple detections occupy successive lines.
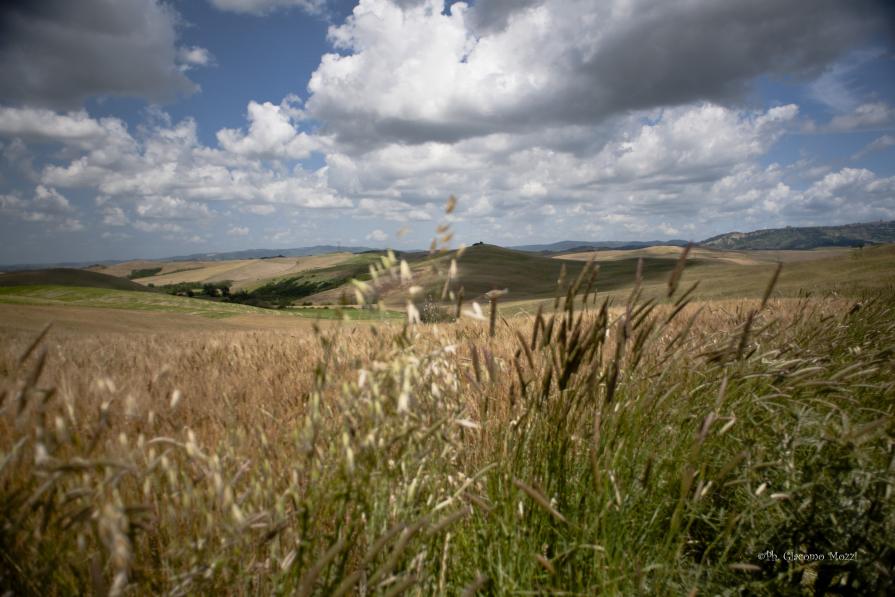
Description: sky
xmin=1 ymin=0 xmax=894 ymax=264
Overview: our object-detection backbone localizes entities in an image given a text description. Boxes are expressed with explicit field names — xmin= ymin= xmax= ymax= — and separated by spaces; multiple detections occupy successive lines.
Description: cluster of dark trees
xmin=158 ymin=281 xmax=231 ymax=298
xmin=157 ymin=276 xmax=342 ymax=310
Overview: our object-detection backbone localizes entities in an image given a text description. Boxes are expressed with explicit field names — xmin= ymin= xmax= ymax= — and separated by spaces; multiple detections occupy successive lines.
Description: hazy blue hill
xmin=163 ymin=245 xmax=375 ymax=261
xmin=0 ymin=245 xmax=376 ymax=270
xmin=701 ymin=220 xmax=895 ymax=250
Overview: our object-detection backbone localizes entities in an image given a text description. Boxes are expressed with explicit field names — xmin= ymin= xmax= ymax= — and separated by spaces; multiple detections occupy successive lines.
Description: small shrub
xmin=419 ymin=295 xmax=455 ymax=323
xmin=127 ymin=267 xmax=162 ymax=279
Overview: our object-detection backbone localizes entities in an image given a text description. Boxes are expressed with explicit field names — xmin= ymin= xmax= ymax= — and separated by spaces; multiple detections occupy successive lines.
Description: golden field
xmin=1 ymin=245 xmax=894 ymax=595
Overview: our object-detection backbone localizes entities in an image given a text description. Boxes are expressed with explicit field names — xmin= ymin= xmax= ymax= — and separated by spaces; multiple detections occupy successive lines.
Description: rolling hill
xmin=511 ymin=239 xmax=689 ymax=253
xmin=305 ymin=244 xmax=706 ymax=307
xmin=443 ymin=244 xmax=691 ymax=300
xmin=555 ymin=245 xmax=852 ymax=265
xmin=68 ymin=239 xmax=895 ymax=313
xmin=1 ymin=244 xmax=892 ymax=328
xmin=700 ymin=220 xmax=895 ymax=250
xmin=157 ymin=244 xmax=375 ymax=261
xmin=554 ymin=243 xmax=895 ymax=304
xmin=0 ymin=283 xmax=401 ymax=324
xmin=90 ymin=253 xmax=362 ymax=291
xmin=0 ymin=268 xmax=154 ymax=292
xmin=255 ymin=242 xmax=895 ymax=310
xmin=0 ymin=244 xmax=375 ymax=272
xmin=507 ymin=220 xmax=895 ymax=254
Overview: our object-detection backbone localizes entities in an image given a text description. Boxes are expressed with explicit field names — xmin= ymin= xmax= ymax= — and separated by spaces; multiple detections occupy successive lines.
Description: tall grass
xmin=1 ymin=242 xmax=893 ymax=594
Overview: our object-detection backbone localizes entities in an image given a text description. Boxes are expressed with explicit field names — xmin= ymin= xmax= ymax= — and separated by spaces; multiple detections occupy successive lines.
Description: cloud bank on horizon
xmin=0 ymin=0 xmax=894 ymax=263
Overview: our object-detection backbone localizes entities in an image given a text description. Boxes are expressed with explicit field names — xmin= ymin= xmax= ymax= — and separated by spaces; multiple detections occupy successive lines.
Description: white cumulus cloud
xmin=0 ymin=185 xmax=82 ymax=231
xmin=366 ymin=228 xmax=388 ymax=242
xmin=828 ymin=102 xmax=894 ymax=132
xmin=217 ymin=97 xmax=318 ymax=160
xmin=306 ymin=0 xmax=878 ymax=150
xmin=177 ymin=46 xmax=215 ymax=71
xmin=853 ymin=134 xmax=895 ymax=160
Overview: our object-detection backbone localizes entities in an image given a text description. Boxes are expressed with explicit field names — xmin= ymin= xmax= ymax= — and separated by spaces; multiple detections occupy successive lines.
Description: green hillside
xmin=701 ymin=220 xmax=895 ymax=249
xmin=0 ymin=268 xmax=153 ymax=292
xmin=0 ymin=285 xmax=284 ymax=318
xmin=414 ymin=244 xmax=704 ymax=302
xmin=301 ymin=244 xmax=697 ymax=306
xmin=0 ymin=284 xmax=403 ymax=321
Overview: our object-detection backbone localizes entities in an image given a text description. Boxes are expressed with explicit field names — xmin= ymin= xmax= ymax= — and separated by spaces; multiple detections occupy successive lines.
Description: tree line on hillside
xmin=156 ymin=277 xmax=347 ymax=309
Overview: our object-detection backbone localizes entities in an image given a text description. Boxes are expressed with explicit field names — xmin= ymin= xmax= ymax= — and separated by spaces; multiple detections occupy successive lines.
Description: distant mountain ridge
xmin=511 ymin=239 xmax=690 ymax=253
xmin=700 ymin=220 xmax=895 ymax=250
xmin=159 ymin=245 xmax=376 ymax=261
xmin=3 ymin=221 xmax=894 ymax=271
xmin=0 ymin=245 xmax=375 ymax=271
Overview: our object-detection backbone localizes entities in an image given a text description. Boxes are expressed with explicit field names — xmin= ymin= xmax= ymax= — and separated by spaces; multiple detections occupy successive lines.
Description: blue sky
xmin=1 ymin=0 xmax=894 ymax=264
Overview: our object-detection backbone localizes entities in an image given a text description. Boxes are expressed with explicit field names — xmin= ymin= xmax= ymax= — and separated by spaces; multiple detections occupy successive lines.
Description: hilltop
xmin=700 ymin=220 xmax=895 ymax=250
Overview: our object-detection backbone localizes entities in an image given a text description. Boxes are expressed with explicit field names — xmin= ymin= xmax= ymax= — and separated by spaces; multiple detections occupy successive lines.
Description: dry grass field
xmin=555 ymin=245 xmax=853 ymax=265
xmin=0 ymin=284 xmax=402 ymax=330
xmin=0 ymin=303 xmax=330 ymax=335
xmin=301 ymin=243 xmax=895 ymax=312
xmin=521 ymin=243 xmax=895 ymax=309
xmin=1 ymin=244 xmax=894 ymax=595
xmin=80 ymin=243 xmax=894 ymax=314
xmin=92 ymin=253 xmax=357 ymax=291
